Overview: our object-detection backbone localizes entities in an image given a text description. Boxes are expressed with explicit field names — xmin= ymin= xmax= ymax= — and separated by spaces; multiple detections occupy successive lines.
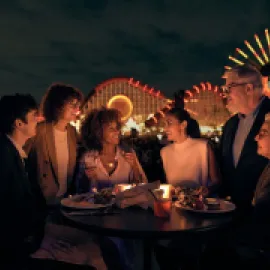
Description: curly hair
xmin=40 ymin=83 xmax=83 ymax=122
xmin=80 ymin=107 xmax=121 ymax=152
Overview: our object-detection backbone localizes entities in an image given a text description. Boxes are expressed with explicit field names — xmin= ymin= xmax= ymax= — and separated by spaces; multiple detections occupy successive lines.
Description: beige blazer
xmin=25 ymin=122 xmax=78 ymax=205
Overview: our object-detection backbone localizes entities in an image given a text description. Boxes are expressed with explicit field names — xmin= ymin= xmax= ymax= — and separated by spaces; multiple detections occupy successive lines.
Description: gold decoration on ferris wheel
xmin=107 ymin=95 xmax=133 ymax=122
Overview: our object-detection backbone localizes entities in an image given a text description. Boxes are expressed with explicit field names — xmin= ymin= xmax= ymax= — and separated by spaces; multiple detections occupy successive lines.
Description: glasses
xmin=256 ymin=129 xmax=269 ymax=139
xmin=222 ymin=82 xmax=263 ymax=95
xmin=221 ymin=82 xmax=249 ymax=94
xmin=67 ymin=101 xmax=81 ymax=109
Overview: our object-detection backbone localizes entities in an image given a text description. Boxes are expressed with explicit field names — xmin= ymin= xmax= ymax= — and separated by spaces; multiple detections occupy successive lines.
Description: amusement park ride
xmin=225 ymin=28 xmax=270 ymax=97
xmin=71 ymin=28 xmax=270 ymax=136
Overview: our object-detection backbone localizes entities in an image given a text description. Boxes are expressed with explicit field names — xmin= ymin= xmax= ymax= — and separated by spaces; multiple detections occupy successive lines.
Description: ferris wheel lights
xmin=236 ymin=48 xmax=248 ymax=58
xmin=244 ymin=40 xmax=265 ymax=65
xmin=128 ymin=78 xmax=134 ymax=84
xmin=200 ymin=82 xmax=206 ymax=91
xmin=193 ymin=85 xmax=200 ymax=93
xmin=185 ymin=90 xmax=193 ymax=97
xmin=229 ymin=55 xmax=244 ymax=65
xmin=254 ymin=34 xmax=269 ymax=62
xmin=206 ymin=82 xmax=211 ymax=90
xmin=265 ymin=29 xmax=270 ymax=54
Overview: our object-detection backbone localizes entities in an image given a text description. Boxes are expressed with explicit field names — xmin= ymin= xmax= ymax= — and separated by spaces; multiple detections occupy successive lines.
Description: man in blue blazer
xmin=220 ymin=64 xmax=270 ymax=216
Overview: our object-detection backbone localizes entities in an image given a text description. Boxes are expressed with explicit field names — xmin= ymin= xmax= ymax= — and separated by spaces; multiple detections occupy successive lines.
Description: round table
xmin=61 ymin=206 xmax=233 ymax=270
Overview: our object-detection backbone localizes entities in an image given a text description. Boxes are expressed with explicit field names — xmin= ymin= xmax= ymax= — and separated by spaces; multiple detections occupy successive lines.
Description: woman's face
xmin=255 ymin=121 xmax=270 ymax=159
xmin=102 ymin=121 xmax=121 ymax=146
xmin=163 ymin=114 xmax=186 ymax=142
xmin=60 ymin=98 xmax=80 ymax=123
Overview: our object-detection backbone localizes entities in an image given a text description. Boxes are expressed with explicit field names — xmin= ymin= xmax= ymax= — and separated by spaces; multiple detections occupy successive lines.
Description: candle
xmin=117 ymin=184 xmax=132 ymax=192
xmin=160 ymin=184 xmax=171 ymax=199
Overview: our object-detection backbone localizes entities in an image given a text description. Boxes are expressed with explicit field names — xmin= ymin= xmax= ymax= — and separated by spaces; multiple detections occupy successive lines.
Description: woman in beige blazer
xmin=25 ymin=83 xmax=82 ymax=205
xmin=25 ymin=84 xmax=105 ymax=267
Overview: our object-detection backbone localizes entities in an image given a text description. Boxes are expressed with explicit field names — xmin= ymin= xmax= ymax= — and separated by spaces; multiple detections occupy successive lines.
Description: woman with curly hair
xmin=76 ymin=107 xmax=147 ymax=193
xmin=76 ymin=107 xmax=147 ymax=270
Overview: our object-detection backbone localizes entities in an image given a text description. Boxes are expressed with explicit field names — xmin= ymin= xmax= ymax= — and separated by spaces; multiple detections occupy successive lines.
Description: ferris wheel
xmin=225 ymin=28 xmax=270 ymax=71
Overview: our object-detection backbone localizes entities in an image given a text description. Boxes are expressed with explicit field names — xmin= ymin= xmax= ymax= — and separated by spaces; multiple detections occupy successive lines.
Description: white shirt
xmin=54 ymin=128 xmax=69 ymax=197
xmin=161 ymin=138 xmax=208 ymax=187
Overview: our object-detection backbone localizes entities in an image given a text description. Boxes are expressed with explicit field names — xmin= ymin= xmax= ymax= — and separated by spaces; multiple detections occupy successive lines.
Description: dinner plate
xmin=61 ymin=197 xmax=113 ymax=210
xmin=174 ymin=199 xmax=236 ymax=214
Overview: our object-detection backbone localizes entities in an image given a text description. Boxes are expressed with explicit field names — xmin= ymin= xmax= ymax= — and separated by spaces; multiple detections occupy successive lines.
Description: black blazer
xmin=219 ymin=97 xmax=270 ymax=211
xmin=0 ymin=134 xmax=46 ymax=257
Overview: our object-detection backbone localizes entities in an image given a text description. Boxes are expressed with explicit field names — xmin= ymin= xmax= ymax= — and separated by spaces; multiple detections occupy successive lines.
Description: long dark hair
xmin=80 ymin=107 xmax=121 ymax=152
xmin=167 ymin=108 xmax=201 ymax=138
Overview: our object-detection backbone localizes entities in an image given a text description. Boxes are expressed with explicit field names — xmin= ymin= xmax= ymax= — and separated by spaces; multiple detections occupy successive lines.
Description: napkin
xmin=115 ymin=181 xmax=160 ymax=209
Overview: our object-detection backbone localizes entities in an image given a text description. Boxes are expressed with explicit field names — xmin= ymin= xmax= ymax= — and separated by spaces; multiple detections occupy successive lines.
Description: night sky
xmin=0 ymin=0 xmax=270 ymax=100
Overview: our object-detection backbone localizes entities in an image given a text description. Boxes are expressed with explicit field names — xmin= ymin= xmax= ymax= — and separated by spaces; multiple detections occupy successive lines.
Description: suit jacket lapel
xmin=45 ymin=123 xmax=59 ymax=184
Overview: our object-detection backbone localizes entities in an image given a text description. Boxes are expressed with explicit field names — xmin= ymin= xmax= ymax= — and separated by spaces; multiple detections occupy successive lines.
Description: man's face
xmin=19 ymin=109 xmax=38 ymax=139
xmin=224 ymin=72 xmax=250 ymax=114
xmin=255 ymin=122 xmax=270 ymax=159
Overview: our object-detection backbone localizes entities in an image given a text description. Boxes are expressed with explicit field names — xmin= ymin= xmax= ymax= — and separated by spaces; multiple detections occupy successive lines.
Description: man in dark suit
xmin=220 ymin=64 xmax=270 ymax=217
xmin=0 ymin=94 xmax=96 ymax=270
xmin=0 ymin=94 xmax=47 ymax=265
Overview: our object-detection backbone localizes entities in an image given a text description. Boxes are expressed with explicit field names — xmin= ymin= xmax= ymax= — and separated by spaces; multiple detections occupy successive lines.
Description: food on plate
xmin=175 ymin=186 xmax=219 ymax=211
xmin=93 ymin=188 xmax=114 ymax=204
xmin=205 ymin=198 xmax=220 ymax=210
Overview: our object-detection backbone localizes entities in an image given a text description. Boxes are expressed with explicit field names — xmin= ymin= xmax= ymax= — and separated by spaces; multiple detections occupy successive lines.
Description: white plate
xmin=61 ymin=197 xmax=113 ymax=210
xmin=174 ymin=199 xmax=236 ymax=214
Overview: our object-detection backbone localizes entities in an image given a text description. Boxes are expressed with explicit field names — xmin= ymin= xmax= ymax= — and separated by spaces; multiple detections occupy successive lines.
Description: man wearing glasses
xmin=220 ymin=64 xmax=270 ymax=218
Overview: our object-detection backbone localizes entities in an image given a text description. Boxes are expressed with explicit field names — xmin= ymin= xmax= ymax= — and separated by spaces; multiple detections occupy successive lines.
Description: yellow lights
xmin=265 ymin=29 xmax=270 ymax=54
xmin=226 ymin=28 xmax=270 ymax=70
xmin=229 ymin=55 xmax=244 ymax=65
xmin=244 ymin=40 xmax=265 ymax=66
xmin=236 ymin=48 xmax=248 ymax=59
xmin=107 ymin=95 xmax=133 ymax=122
xmin=254 ymin=34 xmax=269 ymax=62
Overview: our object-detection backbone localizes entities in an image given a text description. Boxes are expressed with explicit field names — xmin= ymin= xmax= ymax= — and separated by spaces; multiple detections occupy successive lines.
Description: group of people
xmin=0 ymin=63 xmax=269 ymax=270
